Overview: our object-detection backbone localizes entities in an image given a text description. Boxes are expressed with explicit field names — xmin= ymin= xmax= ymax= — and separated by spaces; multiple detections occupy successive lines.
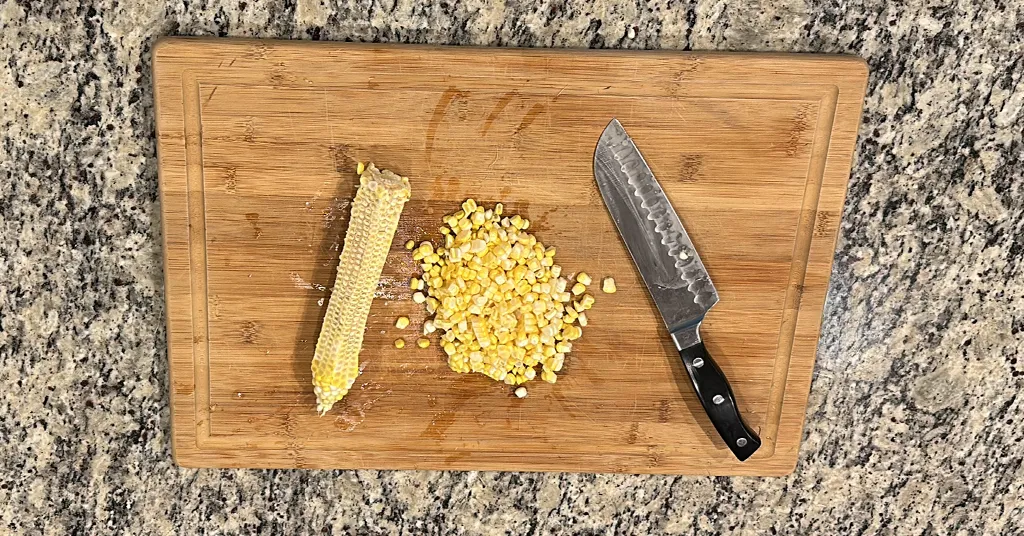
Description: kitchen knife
xmin=593 ymin=119 xmax=761 ymax=461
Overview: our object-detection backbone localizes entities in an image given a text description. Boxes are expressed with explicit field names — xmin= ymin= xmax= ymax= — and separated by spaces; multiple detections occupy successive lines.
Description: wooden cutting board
xmin=154 ymin=38 xmax=866 ymax=475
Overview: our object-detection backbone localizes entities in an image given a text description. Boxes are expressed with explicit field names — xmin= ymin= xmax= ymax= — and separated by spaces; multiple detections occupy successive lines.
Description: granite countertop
xmin=2 ymin=1 xmax=1022 ymax=534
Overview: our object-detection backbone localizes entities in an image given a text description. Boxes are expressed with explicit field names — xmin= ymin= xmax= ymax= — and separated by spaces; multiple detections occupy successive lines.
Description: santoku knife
xmin=593 ymin=118 xmax=761 ymax=461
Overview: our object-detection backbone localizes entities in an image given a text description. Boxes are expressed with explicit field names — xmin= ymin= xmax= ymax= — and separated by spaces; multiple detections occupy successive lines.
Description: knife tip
xmin=598 ymin=118 xmax=631 ymax=150
xmin=600 ymin=117 xmax=625 ymax=140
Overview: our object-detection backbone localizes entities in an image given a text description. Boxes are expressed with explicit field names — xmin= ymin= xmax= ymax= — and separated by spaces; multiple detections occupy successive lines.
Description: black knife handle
xmin=679 ymin=342 xmax=761 ymax=461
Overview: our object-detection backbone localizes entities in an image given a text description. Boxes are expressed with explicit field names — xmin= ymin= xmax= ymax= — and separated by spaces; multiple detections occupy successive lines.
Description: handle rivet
xmin=693 ymin=357 xmax=704 ymax=368
xmin=736 ymin=438 xmax=748 ymax=447
xmin=712 ymin=394 xmax=725 ymax=405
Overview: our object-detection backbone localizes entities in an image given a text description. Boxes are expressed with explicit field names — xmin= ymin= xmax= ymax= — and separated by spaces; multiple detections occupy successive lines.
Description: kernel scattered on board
xmin=417 ymin=338 xmax=430 ymax=348
xmin=409 ymin=199 xmax=594 ymax=386
xmin=394 ymin=339 xmax=405 ymax=349
xmin=514 ymin=386 xmax=528 ymax=398
xmin=311 ymin=163 xmax=411 ymax=415
xmin=395 ymin=316 xmax=410 ymax=329
xmin=602 ymin=277 xmax=616 ymax=293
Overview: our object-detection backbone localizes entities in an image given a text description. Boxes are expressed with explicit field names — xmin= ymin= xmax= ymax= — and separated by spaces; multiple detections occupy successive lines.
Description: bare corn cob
xmin=312 ymin=163 xmax=411 ymax=415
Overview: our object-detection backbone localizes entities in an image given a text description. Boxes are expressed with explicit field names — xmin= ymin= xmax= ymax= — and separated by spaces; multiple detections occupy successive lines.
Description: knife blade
xmin=593 ymin=118 xmax=761 ymax=461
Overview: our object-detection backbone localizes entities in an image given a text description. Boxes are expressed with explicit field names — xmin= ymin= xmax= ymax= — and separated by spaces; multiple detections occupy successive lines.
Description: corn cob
xmin=312 ymin=163 xmax=411 ymax=415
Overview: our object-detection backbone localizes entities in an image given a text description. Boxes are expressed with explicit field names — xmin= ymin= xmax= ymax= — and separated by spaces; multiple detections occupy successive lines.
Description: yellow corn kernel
xmin=312 ymin=163 xmax=411 ymax=415
xmin=417 ymin=338 xmax=430 ymax=348
xmin=395 ymin=316 xmax=410 ymax=329
xmin=356 ymin=161 xmax=366 ymax=175
xmin=409 ymin=201 xmax=596 ymax=387
xmin=577 ymin=312 xmax=588 ymax=327
xmin=394 ymin=338 xmax=405 ymax=349
xmin=602 ymin=277 xmax=616 ymax=293
xmin=576 ymin=272 xmax=592 ymax=285
xmin=580 ymin=294 xmax=595 ymax=310
xmin=405 ymin=240 xmax=415 ymax=250
xmin=571 ymin=282 xmax=586 ymax=296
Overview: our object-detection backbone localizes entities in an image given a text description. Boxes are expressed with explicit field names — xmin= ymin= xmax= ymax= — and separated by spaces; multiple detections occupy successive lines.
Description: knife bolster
xmin=669 ymin=320 xmax=704 ymax=350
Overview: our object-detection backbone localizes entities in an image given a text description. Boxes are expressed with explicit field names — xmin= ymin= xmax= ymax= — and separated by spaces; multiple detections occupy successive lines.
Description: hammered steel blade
xmin=594 ymin=118 xmax=718 ymax=349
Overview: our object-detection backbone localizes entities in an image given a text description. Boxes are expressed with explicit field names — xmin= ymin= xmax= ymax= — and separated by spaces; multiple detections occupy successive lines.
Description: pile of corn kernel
xmin=409 ymin=199 xmax=596 ymax=385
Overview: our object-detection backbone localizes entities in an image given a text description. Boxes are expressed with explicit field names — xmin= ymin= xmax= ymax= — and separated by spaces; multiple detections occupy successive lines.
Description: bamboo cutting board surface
xmin=154 ymin=38 xmax=866 ymax=475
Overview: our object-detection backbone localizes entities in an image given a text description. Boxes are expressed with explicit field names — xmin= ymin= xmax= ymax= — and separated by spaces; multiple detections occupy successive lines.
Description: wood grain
xmin=153 ymin=38 xmax=867 ymax=475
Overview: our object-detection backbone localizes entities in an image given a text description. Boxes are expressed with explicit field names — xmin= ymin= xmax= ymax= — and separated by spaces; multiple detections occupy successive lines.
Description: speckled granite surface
xmin=2 ymin=0 xmax=1022 ymax=534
